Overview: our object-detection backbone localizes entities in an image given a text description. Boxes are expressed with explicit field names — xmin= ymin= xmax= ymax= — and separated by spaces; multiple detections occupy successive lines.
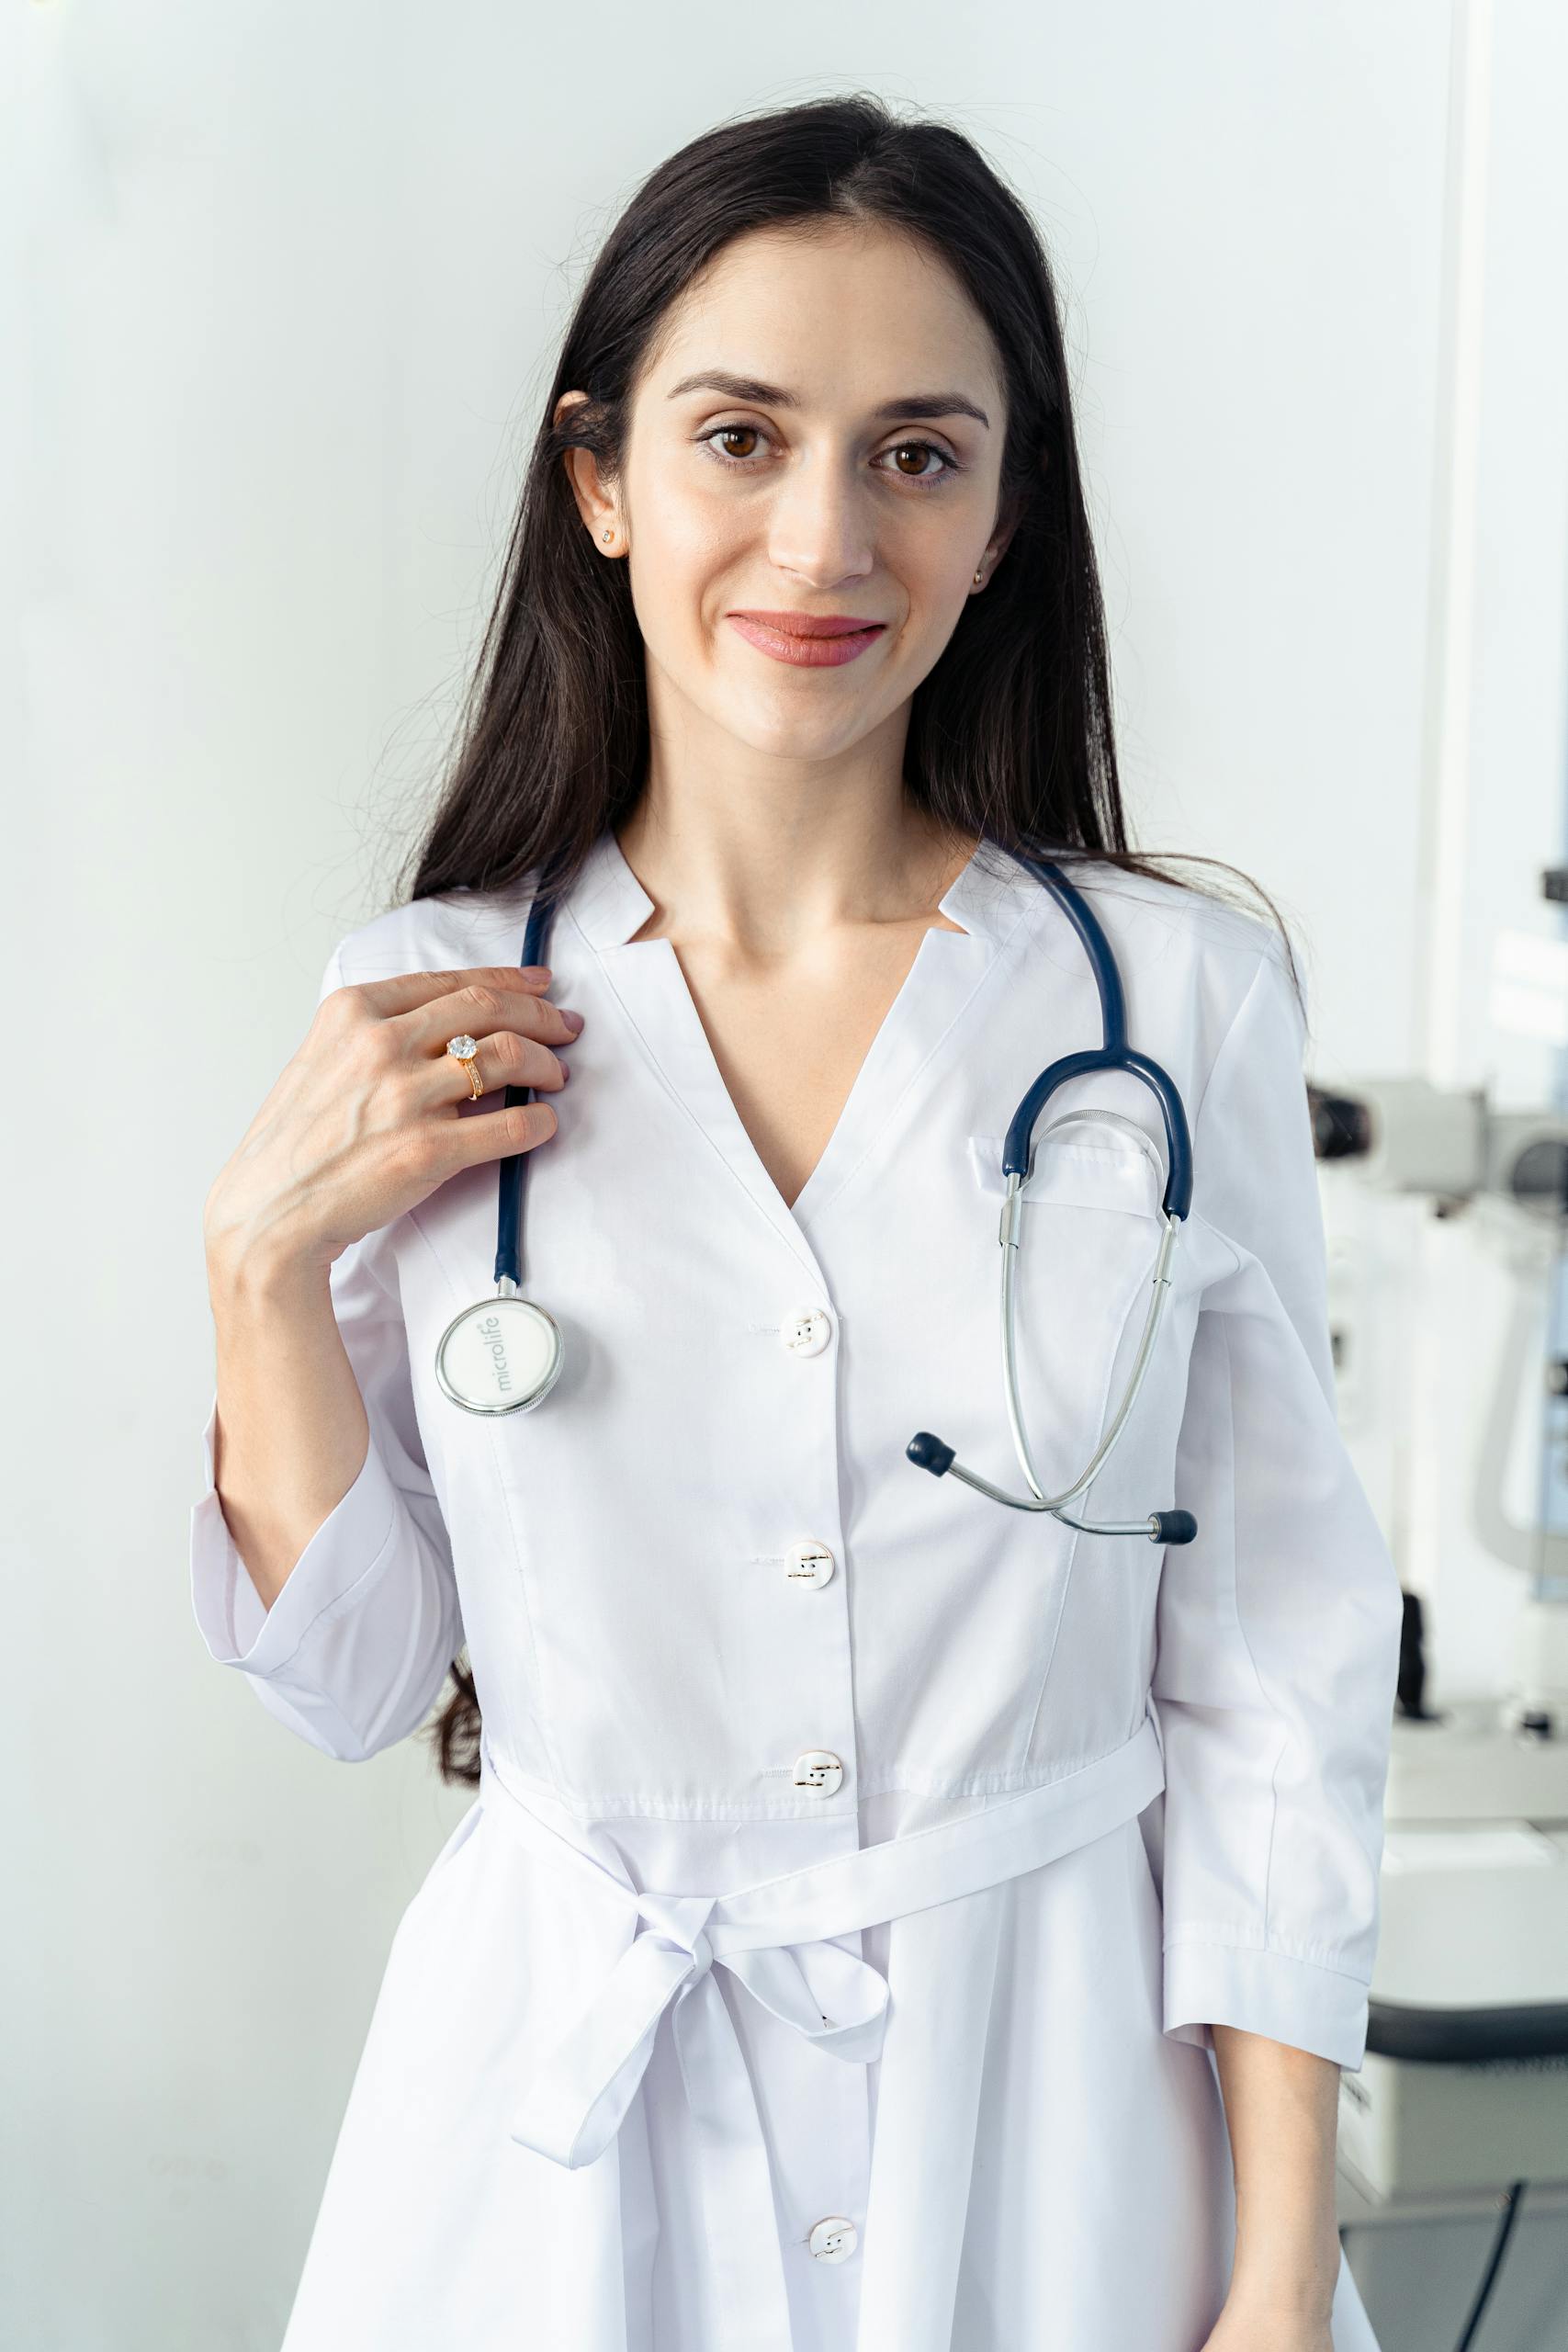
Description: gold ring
xmin=446 ymin=1034 xmax=484 ymax=1101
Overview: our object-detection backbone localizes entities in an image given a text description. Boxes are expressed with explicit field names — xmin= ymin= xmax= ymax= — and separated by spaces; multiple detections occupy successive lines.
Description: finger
xmin=444 ymin=1093 xmax=559 ymax=1170
xmin=432 ymin=1026 xmax=570 ymax=1108
xmin=347 ymin=965 xmax=558 ymax=1021
xmin=398 ymin=974 xmax=582 ymax=1057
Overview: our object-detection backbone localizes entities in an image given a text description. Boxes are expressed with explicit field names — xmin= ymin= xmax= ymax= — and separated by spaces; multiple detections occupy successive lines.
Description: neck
xmin=616 ymin=722 xmax=978 ymax=957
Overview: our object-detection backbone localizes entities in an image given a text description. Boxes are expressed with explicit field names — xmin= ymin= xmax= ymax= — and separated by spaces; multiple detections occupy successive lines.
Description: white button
xmin=782 ymin=1307 xmax=832 ymax=1357
xmin=793 ymin=1750 xmax=843 ymax=1795
xmin=808 ymin=2216 xmax=858 ymax=2262
xmin=786 ymin=1541 xmax=835 ymax=1591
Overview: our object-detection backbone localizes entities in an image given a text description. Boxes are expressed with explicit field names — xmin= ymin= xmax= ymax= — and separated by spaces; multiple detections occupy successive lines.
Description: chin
xmin=728 ymin=705 xmax=870 ymax=760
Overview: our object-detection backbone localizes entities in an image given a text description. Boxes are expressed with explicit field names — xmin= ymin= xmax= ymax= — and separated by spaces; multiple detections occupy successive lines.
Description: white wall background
xmin=6 ymin=3 xmax=1567 ymax=2345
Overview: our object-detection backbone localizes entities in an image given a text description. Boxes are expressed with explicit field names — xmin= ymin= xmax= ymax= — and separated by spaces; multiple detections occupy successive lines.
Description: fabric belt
xmin=478 ymin=1710 xmax=1165 ymax=2352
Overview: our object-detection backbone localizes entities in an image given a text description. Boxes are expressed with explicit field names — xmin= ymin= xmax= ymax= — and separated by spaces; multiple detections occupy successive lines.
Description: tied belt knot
xmin=676 ymin=1911 xmax=713 ymax=1984
xmin=476 ymin=1716 xmax=1165 ymax=2352
xmin=493 ymin=1835 xmax=893 ymax=2176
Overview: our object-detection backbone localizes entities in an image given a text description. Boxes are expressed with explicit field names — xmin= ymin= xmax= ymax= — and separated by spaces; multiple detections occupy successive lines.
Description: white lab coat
xmin=191 ymin=826 xmax=1402 ymax=2352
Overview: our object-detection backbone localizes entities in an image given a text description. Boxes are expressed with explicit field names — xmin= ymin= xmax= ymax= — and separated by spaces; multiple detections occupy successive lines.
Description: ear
xmin=555 ymin=390 xmax=624 ymax=556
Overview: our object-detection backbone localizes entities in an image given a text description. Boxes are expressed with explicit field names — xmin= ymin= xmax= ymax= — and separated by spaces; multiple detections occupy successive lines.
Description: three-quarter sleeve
xmin=189 ymin=944 xmax=463 ymax=1762
xmin=1149 ymin=944 xmax=1403 ymax=2072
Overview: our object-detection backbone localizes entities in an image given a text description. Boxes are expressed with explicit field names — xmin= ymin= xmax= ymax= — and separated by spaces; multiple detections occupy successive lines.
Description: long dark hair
xmin=397 ymin=93 xmax=1298 ymax=1789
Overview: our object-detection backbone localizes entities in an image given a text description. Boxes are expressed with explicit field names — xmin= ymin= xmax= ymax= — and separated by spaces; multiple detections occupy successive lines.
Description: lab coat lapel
xmin=562 ymin=828 xmax=1028 ymax=1268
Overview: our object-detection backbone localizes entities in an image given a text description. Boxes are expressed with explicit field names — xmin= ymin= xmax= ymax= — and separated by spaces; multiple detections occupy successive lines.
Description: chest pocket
xmin=965 ymin=1111 xmax=1168 ymax=1495
xmin=967 ymin=1108 xmax=1168 ymax=1217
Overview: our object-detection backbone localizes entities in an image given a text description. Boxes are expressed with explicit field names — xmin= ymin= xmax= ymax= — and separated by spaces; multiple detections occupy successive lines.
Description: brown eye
xmin=705 ymin=425 xmax=762 ymax=460
xmin=887 ymin=441 xmax=949 ymax=479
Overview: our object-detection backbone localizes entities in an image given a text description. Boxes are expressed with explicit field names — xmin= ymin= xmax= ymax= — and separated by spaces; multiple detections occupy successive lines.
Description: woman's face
xmin=560 ymin=220 xmax=1014 ymax=763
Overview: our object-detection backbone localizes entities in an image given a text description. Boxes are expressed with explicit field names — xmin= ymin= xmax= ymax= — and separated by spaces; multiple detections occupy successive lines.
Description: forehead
xmin=639 ymin=220 xmax=1003 ymax=413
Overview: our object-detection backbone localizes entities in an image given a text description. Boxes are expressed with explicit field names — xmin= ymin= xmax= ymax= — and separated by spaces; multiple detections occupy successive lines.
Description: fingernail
xmin=558 ymin=1058 xmax=570 ymax=1080
xmin=561 ymin=1008 xmax=585 ymax=1035
xmin=522 ymin=965 xmax=552 ymax=978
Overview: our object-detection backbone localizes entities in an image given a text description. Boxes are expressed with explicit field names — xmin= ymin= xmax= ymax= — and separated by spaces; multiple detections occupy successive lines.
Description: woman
xmin=194 ymin=95 xmax=1402 ymax=2352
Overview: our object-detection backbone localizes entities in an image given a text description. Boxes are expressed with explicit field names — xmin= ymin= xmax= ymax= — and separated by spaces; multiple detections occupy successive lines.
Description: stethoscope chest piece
xmin=434 ymin=1285 xmax=564 ymax=1415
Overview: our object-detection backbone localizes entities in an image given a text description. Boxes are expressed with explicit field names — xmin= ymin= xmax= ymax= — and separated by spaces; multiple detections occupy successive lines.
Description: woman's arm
xmin=191 ymin=1208 xmax=466 ymax=1762
xmin=188 ymin=942 xmax=468 ymax=1759
xmin=1211 ymin=2024 xmax=1340 ymax=2325
xmin=204 ymin=1239 xmax=373 ymax=1613
xmin=1150 ymin=943 xmax=1402 ymax=2070
xmin=1147 ymin=938 xmax=1394 ymax=2352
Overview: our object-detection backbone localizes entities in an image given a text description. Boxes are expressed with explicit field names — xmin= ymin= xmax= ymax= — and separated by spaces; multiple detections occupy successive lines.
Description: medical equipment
xmin=1312 ymin=1074 xmax=1568 ymax=1221
xmin=1304 ymin=956 xmax=1568 ymax=2349
xmin=431 ymin=869 xmax=570 ymax=1418
xmin=1310 ymin=1060 xmax=1568 ymax=2207
xmin=905 ymin=854 xmax=1197 ymax=1544
xmin=434 ymin=847 xmax=1198 ymax=1549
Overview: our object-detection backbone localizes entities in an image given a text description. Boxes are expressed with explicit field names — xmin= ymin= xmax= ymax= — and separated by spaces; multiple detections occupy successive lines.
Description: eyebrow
xmin=664 ymin=370 xmax=990 ymax=430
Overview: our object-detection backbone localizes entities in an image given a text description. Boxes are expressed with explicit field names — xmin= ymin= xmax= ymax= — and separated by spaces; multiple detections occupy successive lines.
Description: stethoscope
xmin=434 ymin=845 xmax=1198 ymax=1549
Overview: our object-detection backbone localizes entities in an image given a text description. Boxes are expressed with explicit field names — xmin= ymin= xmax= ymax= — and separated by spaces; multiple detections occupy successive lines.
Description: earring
xmin=973 ymin=567 xmax=985 ymax=586
xmin=602 ymin=526 xmax=615 ymax=545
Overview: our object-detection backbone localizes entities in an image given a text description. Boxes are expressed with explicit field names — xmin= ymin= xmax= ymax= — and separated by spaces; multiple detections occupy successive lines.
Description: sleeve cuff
xmin=188 ymin=1389 xmax=400 ymax=1679
xmin=1162 ymin=1934 xmax=1371 ymax=2071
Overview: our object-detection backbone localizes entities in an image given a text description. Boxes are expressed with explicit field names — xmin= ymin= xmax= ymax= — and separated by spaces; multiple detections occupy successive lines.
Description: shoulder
xmin=1004 ymin=850 xmax=1309 ymax=1119
xmin=1021 ymin=862 xmax=1322 ymax=1261
xmin=1011 ymin=847 xmax=1300 ymax=1005
xmin=323 ymin=879 xmax=538 ymax=993
xmin=1036 ymin=852 xmax=1292 ymax=979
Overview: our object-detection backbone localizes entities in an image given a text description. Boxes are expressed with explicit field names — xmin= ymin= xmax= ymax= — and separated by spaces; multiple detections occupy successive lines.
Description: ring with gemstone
xmin=446 ymin=1034 xmax=484 ymax=1100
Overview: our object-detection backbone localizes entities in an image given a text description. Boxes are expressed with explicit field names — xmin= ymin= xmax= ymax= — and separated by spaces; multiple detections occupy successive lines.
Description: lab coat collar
xmin=563 ymin=824 xmax=1034 ymax=952
xmin=558 ymin=821 xmax=1039 ymax=1259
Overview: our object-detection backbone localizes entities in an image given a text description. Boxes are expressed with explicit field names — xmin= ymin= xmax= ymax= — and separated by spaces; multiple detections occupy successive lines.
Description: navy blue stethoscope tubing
xmin=1007 ymin=855 xmax=1193 ymax=1221
xmin=493 ymin=885 xmax=561 ymax=1289
xmin=490 ymin=843 xmax=1193 ymax=1291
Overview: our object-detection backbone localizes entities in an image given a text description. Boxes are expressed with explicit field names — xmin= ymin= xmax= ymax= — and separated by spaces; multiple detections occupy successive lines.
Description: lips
xmin=732 ymin=611 xmax=880 ymax=636
xmin=727 ymin=611 xmax=887 ymax=669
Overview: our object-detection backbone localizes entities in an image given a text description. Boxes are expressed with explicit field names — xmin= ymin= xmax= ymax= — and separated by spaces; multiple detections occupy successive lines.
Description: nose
xmin=765 ymin=451 xmax=875 ymax=591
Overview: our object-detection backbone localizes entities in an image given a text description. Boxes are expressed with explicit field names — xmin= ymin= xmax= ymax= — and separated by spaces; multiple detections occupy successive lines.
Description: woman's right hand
xmin=202 ymin=965 xmax=581 ymax=1283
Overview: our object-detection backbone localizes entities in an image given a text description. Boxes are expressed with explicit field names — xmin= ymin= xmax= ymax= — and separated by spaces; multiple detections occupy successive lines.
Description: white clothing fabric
xmin=191 ymin=828 xmax=1403 ymax=2350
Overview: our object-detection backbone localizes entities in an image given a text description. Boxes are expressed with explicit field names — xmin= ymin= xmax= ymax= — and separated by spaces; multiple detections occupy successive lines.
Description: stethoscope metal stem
xmin=913 ymin=1194 xmax=1193 ymax=1541
xmin=936 ymin=1193 xmax=1181 ymax=1529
